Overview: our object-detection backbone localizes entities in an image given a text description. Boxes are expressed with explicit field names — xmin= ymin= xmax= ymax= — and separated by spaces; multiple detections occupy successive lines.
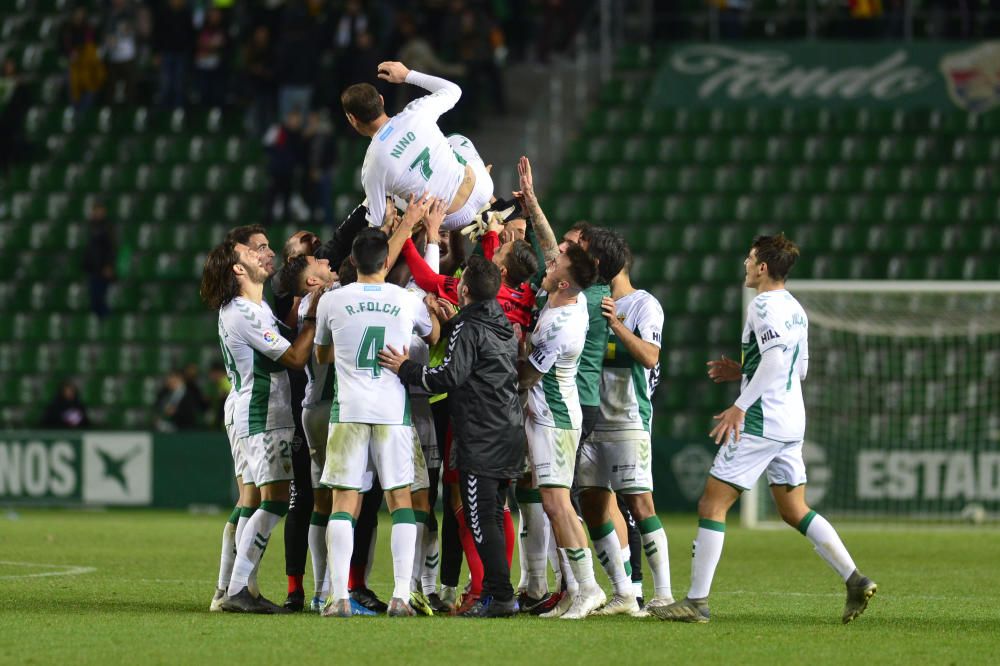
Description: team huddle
xmin=198 ymin=62 xmax=878 ymax=622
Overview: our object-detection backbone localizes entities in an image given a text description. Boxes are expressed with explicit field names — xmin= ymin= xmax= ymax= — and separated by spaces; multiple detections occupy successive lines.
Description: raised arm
xmin=378 ymin=61 xmax=461 ymax=119
xmin=514 ymin=156 xmax=558 ymax=264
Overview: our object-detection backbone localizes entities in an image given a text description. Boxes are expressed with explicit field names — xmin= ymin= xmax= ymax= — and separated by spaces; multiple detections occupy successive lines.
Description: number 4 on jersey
xmin=356 ymin=326 xmax=386 ymax=377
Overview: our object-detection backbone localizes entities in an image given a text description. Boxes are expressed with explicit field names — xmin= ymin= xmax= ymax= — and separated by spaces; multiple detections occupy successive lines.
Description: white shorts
xmin=442 ymin=134 xmax=494 ymax=231
xmin=410 ymin=395 xmax=440 ymax=470
xmin=526 ymin=420 xmax=580 ymax=489
xmin=576 ymin=431 xmax=653 ymax=493
xmin=411 ymin=428 xmax=430 ymax=492
xmin=321 ymin=422 xmax=414 ymax=491
xmin=225 ymin=401 xmax=254 ymax=485
xmin=239 ymin=428 xmax=295 ymax=487
xmin=302 ymin=402 xmax=332 ymax=489
xmin=709 ymin=434 xmax=808 ymax=492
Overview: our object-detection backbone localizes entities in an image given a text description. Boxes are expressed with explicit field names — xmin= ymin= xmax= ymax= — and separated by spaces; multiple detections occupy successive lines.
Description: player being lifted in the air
xmin=653 ymin=234 xmax=877 ymax=625
xmin=340 ymin=61 xmax=494 ymax=231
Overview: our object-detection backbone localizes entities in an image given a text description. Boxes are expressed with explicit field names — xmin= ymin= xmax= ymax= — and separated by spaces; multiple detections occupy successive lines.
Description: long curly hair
xmin=200 ymin=240 xmax=242 ymax=310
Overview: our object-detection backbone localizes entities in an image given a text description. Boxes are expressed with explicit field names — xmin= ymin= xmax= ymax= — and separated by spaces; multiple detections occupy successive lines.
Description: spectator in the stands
xmin=205 ymin=362 xmax=230 ymax=430
xmin=153 ymin=369 xmax=204 ymax=431
xmin=396 ymin=13 xmax=465 ymax=107
xmin=444 ymin=2 xmax=507 ymax=120
xmin=328 ymin=0 xmax=371 ymax=93
xmin=0 ymin=57 xmax=32 ymax=174
xmin=194 ymin=7 xmax=229 ymax=107
xmin=41 ymin=380 xmax=90 ymax=430
xmin=82 ymin=200 xmax=117 ymax=319
xmin=242 ymin=25 xmax=276 ymax=136
xmin=60 ymin=5 xmax=105 ymax=110
xmin=103 ymin=0 xmax=139 ymax=104
xmin=263 ymin=108 xmax=307 ymax=225
xmin=276 ymin=0 xmax=319 ymax=119
xmin=304 ymin=109 xmax=337 ymax=226
xmin=153 ymin=0 xmax=196 ymax=108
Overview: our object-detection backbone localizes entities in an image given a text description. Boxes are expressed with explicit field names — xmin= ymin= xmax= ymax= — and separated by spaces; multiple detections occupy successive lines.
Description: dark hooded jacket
xmin=396 ymin=298 xmax=523 ymax=479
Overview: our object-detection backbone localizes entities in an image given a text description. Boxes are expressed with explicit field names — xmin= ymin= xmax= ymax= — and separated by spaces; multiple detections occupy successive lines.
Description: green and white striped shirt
xmin=527 ymin=295 xmax=589 ymax=430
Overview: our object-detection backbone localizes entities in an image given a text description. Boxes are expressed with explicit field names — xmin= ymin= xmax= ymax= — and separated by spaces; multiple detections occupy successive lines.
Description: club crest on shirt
xmin=617 ymin=313 xmax=626 ymax=323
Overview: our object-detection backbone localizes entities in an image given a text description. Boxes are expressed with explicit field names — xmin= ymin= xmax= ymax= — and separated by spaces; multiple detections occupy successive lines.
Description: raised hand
xmin=377 ymin=61 xmax=411 ymax=84
xmin=424 ymin=198 xmax=447 ymax=238
xmin=401 ymin=192 xmax=434 ymax=230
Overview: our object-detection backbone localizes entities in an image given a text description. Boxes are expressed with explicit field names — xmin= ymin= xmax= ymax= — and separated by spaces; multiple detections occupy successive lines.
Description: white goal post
xmin=741 ymin=281 xmax=1000 ymax=527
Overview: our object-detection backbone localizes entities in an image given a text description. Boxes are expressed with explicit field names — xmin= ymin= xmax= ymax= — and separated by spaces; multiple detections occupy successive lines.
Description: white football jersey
xmin=595 ymin=289 xmax=663 ymax=435
xmin=299 ymin=290 xmax=336 ymax=408
xmin=740 ymin=289 xmax=809 ymax=442
xmin=218 ymin=297 xmax=292 ymax=438
xmin=361 ymin=71 xmax=465 ymax=228
xmin=526 ymin=295 xmax=590 ymax=430
xmin=315 ymin=282 xmax=433 ymax=425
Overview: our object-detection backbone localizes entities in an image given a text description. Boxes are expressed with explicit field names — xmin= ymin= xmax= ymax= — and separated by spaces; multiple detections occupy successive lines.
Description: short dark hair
xmin=569 ymin=221 xmax=592 ymax=237
xmin=200 ymin=240 xmax=241 ymax=310
xmin=338 ymin=257 xmax=357 ymax=286
xmin=581 ymin=227 xmax=627 ymax=284
xmin=226 ymin=224 xmax=267 ymax=245
xmin=564 ymin=243 xmax=598 ymax=291
xmin=341 ymin=83 xmax=384 ymax=124
xmin=277 ymin=254 xmax=310 ymax=297
xmin=351 ymin=228 xmax=389 ymax=275
xmin=503 ymin=240 xmax=538 ymax=286
xmin=752 ymin=233 xmax=800 ymax=281
xmin=461 ymin=255 xmax=501 ymax=302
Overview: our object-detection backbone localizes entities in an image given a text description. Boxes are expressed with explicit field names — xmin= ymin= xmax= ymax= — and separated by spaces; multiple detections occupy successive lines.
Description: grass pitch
xmin=1 ymin=509 xmax=998 ymax=665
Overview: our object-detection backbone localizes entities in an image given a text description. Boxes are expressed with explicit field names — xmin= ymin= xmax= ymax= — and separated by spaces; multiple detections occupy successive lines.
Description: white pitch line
xmin=0 ymin=560 xmax=96 ymax=580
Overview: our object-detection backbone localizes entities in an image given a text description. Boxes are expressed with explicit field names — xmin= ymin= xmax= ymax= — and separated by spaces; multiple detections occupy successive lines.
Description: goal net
xmin=741 ymin=281 xmax=1000 ymax=527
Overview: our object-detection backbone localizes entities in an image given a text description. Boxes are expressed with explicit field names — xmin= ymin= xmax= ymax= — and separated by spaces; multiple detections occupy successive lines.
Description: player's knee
xmin=697 ymin=494 xmax=730 ymax=521
xmin=540 ymin=493 xmax=567 ymax=522
xmin=578 ymin=489 xmax=609 ymax=527
xmin=777 ymin=503 xmax=810 ymax=527
xmin=626 ymin=493 xmax=656 ymax=521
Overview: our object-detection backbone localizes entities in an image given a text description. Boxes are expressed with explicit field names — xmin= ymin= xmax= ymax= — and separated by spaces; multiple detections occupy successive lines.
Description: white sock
xmin=563 ymin=547 xmax=598 ymax=593
xmin=558 ymin=548 xmax=580 ymax=596
xmin=327 ymin=513 xmax=355 ymax=601
xmin=801 ymin=512 xmax=857 ymax=581
xmin=590 ymin=523 xmax=631 ymax=597
xmin=638 ymin=516 xmax=672 ymax=600
xmin=216 ymin=516 xmax=238 ymax=590
xmin=411 ymin=520 xmax=426 ymax=592
xmin=390 ymin=510 xmax=417 ymax=601
xmin=228 ymin=504 xmax=283 ymax=597
xmin=688 ymin=520 xmax=725 ymax=600
xmin=516 ymin=508 xmax=529 ymax=591
xmin=520 ymin=500 xmax=548 ymax=597
xmin=421 ymin=528 xmax=440 ymax=595
xmin=308 ymin=512 xmax=330 ymax=598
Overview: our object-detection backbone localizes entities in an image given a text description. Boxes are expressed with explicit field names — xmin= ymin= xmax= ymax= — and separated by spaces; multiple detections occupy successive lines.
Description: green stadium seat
xmin=728 ymin=135 xmax=766 ymax=163
xmin=839 ymin=135 xmax=877 ymax=162
xmin=787 ymin=165 xmax=819 ymax=192
xmin=713 ymin=166 xmax=750 ymax=193
xmin=655 ymin=137 xmax=694 ymax=164
xmin=825 ymin=166 xmax=861 ymax=192
xmin=692 ymin=137 xmax=724 ymax=163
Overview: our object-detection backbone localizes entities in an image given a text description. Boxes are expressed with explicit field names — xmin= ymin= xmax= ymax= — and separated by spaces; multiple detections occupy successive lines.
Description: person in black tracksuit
xmin=379 ymin=256 xmax=523 ymax=617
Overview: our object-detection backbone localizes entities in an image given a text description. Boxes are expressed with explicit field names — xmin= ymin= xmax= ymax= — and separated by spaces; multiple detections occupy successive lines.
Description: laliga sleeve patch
xmin=263 ymin=330 xmax=280 ymax=346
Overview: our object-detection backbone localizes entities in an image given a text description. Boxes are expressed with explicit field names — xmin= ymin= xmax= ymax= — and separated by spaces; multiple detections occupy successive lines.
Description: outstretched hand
xmin=707 ymin=355 xmax=742 ymax=383
xmin=377 ymin=344 xmax=409 ymax=375
xmin=401 ymin=192 xmax=435 ymax=230
xmin=377 ymin=61 xmax=411 ymax=84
